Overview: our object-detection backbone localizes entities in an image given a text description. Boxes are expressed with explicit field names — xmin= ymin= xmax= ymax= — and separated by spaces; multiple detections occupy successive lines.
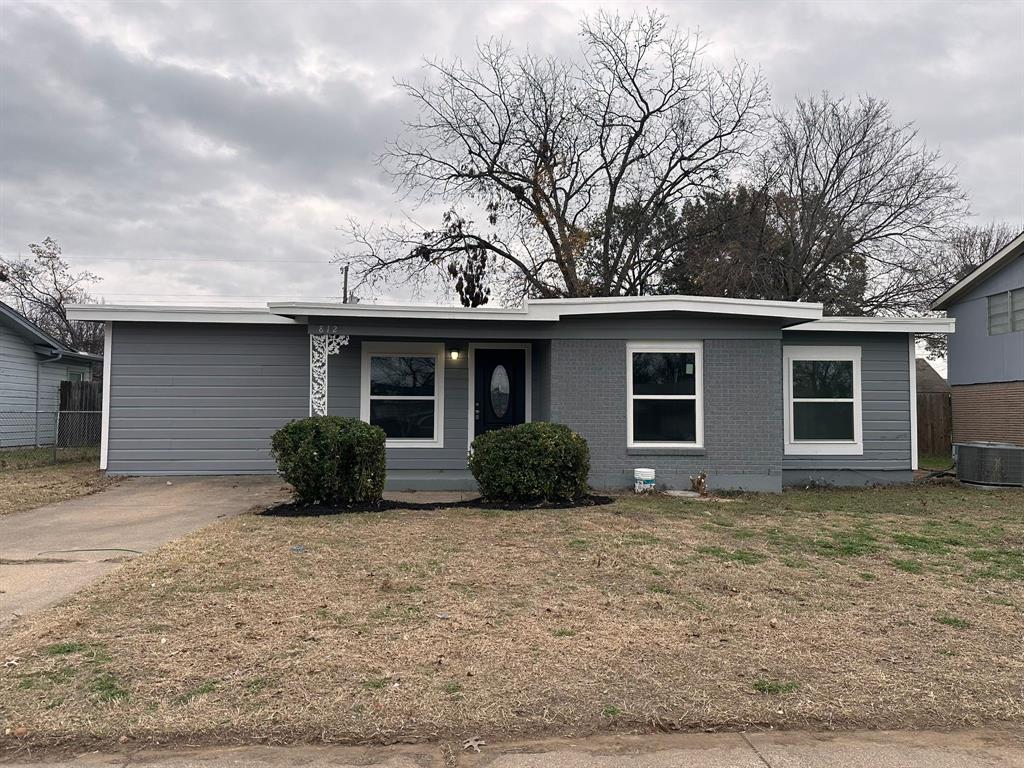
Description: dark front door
xmin=474 ymin=347 xmax=527 ymax=439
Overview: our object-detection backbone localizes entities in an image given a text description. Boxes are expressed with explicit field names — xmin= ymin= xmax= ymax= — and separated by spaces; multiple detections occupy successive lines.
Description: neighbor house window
xmin=360 ymin=342 xmax=444 ymax=447
xmin=66 ymin=371 xmax=84 ymax=382
xmin=783 ymin=346 xmax=862 ymax=456
xmin=988 ymin=292 xmax=1011 ymax=335
xmin=626 ymin=342 xmax=703 ymax=448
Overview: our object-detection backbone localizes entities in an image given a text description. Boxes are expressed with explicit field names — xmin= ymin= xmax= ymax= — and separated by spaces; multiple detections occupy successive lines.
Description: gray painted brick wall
xmin=548 ymin=338 xmax=783 ymax=491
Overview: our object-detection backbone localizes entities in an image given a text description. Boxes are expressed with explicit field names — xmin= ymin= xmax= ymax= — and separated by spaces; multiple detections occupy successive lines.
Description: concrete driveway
xmin=0 ymin=476 xmax=290 ymax=628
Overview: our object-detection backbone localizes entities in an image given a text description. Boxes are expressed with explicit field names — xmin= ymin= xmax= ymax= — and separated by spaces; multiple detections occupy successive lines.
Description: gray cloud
xmin=1 ymin=0 xmax=1021 ymax=305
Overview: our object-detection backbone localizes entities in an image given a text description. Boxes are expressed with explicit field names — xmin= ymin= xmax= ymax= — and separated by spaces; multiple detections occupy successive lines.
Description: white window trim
xmin=626 ymin=341 xmax=704 ymax=449
xmin=466 ymin=343 xmax=532 ymax=451
xmin=360 ymin=341 xmax=445 ymax=449
xmin=783 ymin=345 xmax=863 ymax=456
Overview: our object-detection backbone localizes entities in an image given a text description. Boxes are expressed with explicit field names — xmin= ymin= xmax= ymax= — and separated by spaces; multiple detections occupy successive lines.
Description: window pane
xmin=792 ymin=360 xmax=853 ymax=399
xmin=489 ymin=365 xmax=510 ymax=418
xmin=793 ymin=402 xmax=854 ymax=440
xmin=370 ymin=400 xmax=435 ymax=439
xmin=988 ymin=292 xmax=1010 ymax=335
xmin=1012 ymin=288 xmax=1024 ymax=332
xmin=632 ymin=352 xmax=696 ymax=395
xmin=633 ymin=399 xmax=696 ymax=443
xmin=370 ymin=356 xmax=435 ymax=396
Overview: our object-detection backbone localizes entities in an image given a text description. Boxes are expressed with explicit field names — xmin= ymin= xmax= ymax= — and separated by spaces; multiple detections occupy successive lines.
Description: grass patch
xmin=753 ymin=678 xmax=800 ymax=695
xmin=3 ymin=483 xmax=1023 ymax=747
xmin=893 ymin=559 xmax=924 ymax=574
xmin=696 ymin=546 xmax=766 ymax=565
xmin=43 ymin=642 xmax=89 ymax=656
xmin=0 ymin=458 xmax=114 ymax=515
xmin=90 ymin=673 xmax=128 ymax=702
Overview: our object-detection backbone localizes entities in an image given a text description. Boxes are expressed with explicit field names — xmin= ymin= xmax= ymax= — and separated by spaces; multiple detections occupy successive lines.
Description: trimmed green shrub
xmin=469 ymin=422 xmax=590 ymax=502
xmin=271 ymin=416 xmax=386 ymax=505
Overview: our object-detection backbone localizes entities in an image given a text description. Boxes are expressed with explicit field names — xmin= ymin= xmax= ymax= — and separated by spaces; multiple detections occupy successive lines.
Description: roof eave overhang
xmin=931 ymin=230 xmax=1024 ymax=310
xmin=788 ymin=318 xmax=956 ymax=334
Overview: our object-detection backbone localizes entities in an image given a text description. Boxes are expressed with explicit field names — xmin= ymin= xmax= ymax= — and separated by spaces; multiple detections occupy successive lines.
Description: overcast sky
xmin=1 ymin=0 xmax=1022 ymax=307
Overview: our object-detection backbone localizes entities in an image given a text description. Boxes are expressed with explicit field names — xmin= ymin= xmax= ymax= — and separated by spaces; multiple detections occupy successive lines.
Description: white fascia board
xmin=271 ymin=295 xmax=824 ymax=322
xmin=787 ymin=317 xmax=956 ymax=334
xmin=529 ymin=295 xmax=823 ymax=321
xmin=268 ymin=301 xmax=536 ymax=321
xmin=66 ymin=304 xmax=301 ymax=324
xmin=931 ymin=230 xmax=1024 ymax=310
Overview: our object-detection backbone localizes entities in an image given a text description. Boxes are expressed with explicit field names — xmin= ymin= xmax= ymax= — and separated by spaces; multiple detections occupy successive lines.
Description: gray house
xmin=932 ymin=231 xmax=1024 ymax=448
xmin=68 ymin=296 xmax=952 ymax=491
xmin=1 ymin=301 xmax=100 ymax=447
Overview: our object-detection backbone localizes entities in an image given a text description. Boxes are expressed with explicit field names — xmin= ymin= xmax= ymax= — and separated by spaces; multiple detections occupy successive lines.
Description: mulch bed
xmin=259 ymin=494 xmax=615 ymax=516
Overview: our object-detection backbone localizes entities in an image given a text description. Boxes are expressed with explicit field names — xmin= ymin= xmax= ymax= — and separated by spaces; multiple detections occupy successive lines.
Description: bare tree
xmin=747 ymin=94 xmax=968 ymax=314
xmin=343 ymin=10 xmax=768 ymax=305
xmin=0 ymin=237 xmax=103 ymax=354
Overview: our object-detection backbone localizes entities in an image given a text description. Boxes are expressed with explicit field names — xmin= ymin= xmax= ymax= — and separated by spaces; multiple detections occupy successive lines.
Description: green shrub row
xmin=272 ymin=417 xmax=590 ymax=506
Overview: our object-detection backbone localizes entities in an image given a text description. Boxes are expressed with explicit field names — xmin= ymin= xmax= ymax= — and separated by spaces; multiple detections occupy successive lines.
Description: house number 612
xmin=313 ymin=325 xmax=341 ymax=335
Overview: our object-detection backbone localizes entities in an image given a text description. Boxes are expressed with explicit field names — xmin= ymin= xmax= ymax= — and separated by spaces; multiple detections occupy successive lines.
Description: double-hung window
xmin=783 ymin=346 xmax=862 ymax=455
xmin=361 ymin=342 xmax=444 ymax=448
xmin=627 ymin=342 xmax=703 ymax=448
xmin=988 ymin=288 xmax=1024 ymax=335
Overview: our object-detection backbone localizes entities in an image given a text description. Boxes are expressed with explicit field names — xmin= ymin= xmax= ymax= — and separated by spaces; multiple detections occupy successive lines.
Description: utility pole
xmin=342 ymin=264 xmax=349 ymax=303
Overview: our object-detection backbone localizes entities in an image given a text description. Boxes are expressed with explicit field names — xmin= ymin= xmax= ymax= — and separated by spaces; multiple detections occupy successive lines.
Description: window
xmin=66 ymin=371 xmax=84 ymax=382
xmin=361 ymin=342 xmax=444 ymax=447
xmin=988 ymin=292 xmax=1011 ymax=335
xmin=627 ymin=342 xmax=703 ymax=448
xmin=783 ymin=346 xmax=862 ymax=455
xmin=1013 ymin=288 xmax=1024 ymax=332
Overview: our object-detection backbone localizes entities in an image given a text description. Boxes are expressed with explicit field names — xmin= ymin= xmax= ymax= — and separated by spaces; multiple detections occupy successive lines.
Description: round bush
xmin=469 ymin=422 xmax=590 ymax=502
xmin=271 ymin=416 xmax=386 ymax=505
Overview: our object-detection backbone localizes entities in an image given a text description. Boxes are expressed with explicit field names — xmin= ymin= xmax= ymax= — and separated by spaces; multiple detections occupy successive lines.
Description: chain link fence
xmin=0 ymin=410 xmax=102 ymax=467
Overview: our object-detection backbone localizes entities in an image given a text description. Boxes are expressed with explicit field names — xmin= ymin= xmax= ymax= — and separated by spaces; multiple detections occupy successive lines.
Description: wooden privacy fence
xmin=917 ymin=391 xmax=952 ymax=459
xmin=60 ymin=380 xmax=103 ymax=412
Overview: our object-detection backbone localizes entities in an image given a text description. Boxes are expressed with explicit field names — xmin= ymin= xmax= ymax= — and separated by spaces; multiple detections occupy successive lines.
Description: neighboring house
xmin=932 ymin=231 xmax=1024 ymax=447
xmin=68 ymin=297 xmax=952 ymax=491
xmin=0 ymin=301 xmax=101 ymax=447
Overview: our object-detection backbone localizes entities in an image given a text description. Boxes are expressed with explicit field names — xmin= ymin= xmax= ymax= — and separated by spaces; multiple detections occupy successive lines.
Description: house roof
xmin=0 ymin=301 xmax=102 ymax=363
xmin=66 ymin=296 xmax=955 ymax=335
xmin=69 ymin=295 xmax=824 ymax=324
xmin=931 ymin=230 xmax=1024 ymax=310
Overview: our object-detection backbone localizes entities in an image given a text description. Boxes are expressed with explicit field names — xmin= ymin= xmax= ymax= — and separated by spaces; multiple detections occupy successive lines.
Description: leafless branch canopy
xmin=343 ymin=10 xmax=768 ymax=304
xmin=0 ymin=237 xmax=104 ymax=353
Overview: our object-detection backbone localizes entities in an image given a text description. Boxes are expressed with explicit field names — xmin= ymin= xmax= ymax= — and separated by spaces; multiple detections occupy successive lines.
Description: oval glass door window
xmin=489 ymin=365 xmax=511 ymax=418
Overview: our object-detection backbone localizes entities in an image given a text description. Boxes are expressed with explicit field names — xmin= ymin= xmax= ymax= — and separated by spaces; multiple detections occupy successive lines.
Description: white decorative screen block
xmin=309 ymin=334 xmax=349 ymax=416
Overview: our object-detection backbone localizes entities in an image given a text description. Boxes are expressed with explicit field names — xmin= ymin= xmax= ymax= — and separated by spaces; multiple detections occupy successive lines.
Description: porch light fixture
xmin=448 ymin=348 xmax=461 ymax=361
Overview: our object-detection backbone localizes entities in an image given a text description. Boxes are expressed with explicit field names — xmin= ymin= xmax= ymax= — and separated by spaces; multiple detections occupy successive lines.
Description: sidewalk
xmin=6 ymin=729 xmax=1022 ymax=767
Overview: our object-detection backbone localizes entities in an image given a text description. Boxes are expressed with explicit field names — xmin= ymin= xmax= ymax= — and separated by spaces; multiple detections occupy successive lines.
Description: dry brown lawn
xmin=0 ymin=454 xmax=114 ymax=516
xmin=1 ymin=482 xmax=1022 ymax=755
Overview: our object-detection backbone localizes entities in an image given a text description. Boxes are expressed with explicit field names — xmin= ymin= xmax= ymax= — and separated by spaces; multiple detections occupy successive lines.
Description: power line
xmin=61 ymin=256 xmax=339 ymax=264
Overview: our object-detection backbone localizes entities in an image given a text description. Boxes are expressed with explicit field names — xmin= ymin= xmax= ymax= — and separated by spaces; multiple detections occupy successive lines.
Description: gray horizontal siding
xmin=781 ymin=332 xmax=912 ymax=471
xmin=1 ymin=323 xmax=91 ymax=446
xmin=106 ymin=322 xmax=309 ymax=473
xmin=1 ymin=322 xmax=39 ymax=411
